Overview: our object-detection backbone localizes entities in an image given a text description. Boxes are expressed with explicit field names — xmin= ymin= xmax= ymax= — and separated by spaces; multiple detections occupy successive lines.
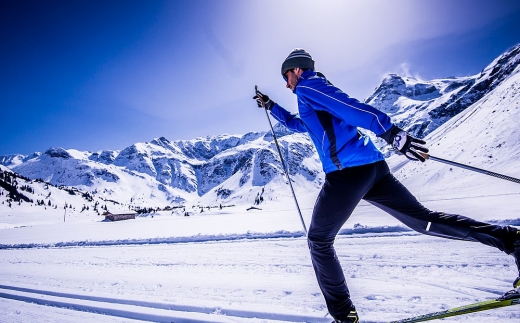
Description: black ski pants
xmin=307 ymin=160 xmax=517 ymax=321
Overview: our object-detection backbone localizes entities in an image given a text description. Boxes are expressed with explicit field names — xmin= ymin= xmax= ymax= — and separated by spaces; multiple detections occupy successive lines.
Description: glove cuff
xmin=379 ymin=125 xmax=402 ymax=145
xmin=265 ymin=99 xmax=274 ymax=111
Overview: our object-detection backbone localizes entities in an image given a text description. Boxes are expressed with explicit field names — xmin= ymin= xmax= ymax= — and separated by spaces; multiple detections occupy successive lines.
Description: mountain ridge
xmin=366 ymin=44 xmax=520 ymax=139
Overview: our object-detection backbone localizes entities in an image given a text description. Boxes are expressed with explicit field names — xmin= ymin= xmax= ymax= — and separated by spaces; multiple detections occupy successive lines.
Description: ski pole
xmin=256 ymin=85 xmax=308 ymax=236
xmin=420 ymin=153 xmax=520 ymax=184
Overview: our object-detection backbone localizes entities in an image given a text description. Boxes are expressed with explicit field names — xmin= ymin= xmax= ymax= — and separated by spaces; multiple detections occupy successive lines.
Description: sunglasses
xmin=283 ymin=68 xmax=294 ymax=82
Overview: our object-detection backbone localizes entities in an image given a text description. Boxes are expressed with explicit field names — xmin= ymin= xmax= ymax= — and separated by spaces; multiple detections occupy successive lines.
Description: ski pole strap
xmin=421 ymin=153 xmax=520 ymax=184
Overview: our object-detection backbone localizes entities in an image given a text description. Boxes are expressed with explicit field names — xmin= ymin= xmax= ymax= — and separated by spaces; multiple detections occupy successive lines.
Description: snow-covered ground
xmin=1 ymin=185 xmax=519 ymax=323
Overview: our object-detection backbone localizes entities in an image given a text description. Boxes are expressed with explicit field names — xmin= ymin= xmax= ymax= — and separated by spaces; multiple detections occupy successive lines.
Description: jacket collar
xmin=300 ymin=69 xmax=315 ymax=79
xmin=290 ymin=69 xmax=316 ymax=93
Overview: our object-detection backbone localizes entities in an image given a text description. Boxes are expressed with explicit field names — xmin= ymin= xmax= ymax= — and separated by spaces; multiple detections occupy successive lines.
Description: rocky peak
xmin=44 ymin=147 xmax=71 ymax=159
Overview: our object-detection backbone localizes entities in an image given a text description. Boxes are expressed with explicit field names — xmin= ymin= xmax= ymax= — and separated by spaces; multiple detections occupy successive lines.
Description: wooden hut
xmin=103 ymin=211 xmax=136 ymax=221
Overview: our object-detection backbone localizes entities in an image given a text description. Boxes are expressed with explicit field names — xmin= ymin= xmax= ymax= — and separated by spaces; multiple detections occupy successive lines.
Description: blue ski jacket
xmin=270 ymin=69 xmax=394 ymax=174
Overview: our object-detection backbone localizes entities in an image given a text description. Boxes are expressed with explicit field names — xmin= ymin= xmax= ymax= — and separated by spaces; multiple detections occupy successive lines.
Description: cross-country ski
xmin=390 ymin=289 xmax=520 ymax=323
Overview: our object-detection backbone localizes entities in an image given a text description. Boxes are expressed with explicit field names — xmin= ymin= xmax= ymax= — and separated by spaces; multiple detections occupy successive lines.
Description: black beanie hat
xmin=281 ymin=48 xmax=315 ymax=76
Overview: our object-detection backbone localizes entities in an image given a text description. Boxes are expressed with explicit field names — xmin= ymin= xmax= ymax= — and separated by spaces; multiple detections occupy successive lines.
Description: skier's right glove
xmin=253 ymin=86 xmax=275 ymax=110
xmin=380 ymin=125 xmax=429 ymax=162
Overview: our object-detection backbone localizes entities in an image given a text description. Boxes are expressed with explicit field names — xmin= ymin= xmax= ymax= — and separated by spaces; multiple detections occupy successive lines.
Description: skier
xmin=253 ymin=48 xmax=520 ymax=323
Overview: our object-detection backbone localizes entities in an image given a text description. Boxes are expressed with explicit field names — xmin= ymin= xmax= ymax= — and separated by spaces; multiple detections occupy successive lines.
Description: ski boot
xmin=512 ymin=230 xmax=520 ymax=289
xmin=499 ymin=238 xmax=520 ymax=308
xmin=332 ymin=309 xmax=359 ymax=323
xmin=498 ymin=288 xmax=520 ymax=301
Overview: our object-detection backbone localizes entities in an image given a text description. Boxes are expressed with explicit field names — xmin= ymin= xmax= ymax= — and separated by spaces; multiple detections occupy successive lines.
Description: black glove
xmin=253 ymin=86 xmax=275 ymax=110
xmin=380 ymin=125 xmax=429 ymax=162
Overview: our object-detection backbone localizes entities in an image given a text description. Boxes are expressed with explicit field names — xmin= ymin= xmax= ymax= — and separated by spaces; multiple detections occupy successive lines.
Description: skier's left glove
xmin=253 ymin=86 xmax=275 ymax=110
xmin=380 ymin=125 xmax=429 ymax=162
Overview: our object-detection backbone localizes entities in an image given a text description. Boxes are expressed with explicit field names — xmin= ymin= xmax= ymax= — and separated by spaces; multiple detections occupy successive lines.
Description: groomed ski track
xmin=2 ymin=193 xmax=520 ymax=322
xmin=2 ymin=233 xmax=520 ymax=322
xmin=0 ymin=284 xmax=336 ymax=323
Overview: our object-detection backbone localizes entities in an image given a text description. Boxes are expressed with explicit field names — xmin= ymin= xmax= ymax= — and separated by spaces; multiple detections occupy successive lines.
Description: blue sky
xmin=2 ymin=0 xmax=520 ymax=155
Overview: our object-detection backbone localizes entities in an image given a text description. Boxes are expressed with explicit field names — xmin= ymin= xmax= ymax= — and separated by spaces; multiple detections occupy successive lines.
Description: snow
xmin=1 ymin=188 xmax=520 ymax=322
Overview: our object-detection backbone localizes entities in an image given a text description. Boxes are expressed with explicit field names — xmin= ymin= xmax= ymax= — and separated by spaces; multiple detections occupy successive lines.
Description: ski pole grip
xmin=254 ymin=85 xmax=266 ymax=109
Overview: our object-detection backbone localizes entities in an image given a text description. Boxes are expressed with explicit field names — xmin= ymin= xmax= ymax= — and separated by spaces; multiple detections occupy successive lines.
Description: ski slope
xmin=1 ymin=191 xmax=520 ymax=323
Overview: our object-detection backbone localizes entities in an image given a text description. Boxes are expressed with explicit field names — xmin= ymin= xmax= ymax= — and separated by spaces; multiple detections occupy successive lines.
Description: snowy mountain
xmin=388 ymin=50 xmax=520 ymax=199
xmin=366 ymin=44 xmax=520 ymax=139
xmin=2 ymin=44 xmax=520 ymax=211
xmin=0 ymin=124 xmax=322 ymax=209
xmin=0 ymin=163 xmax=124 ymax=222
